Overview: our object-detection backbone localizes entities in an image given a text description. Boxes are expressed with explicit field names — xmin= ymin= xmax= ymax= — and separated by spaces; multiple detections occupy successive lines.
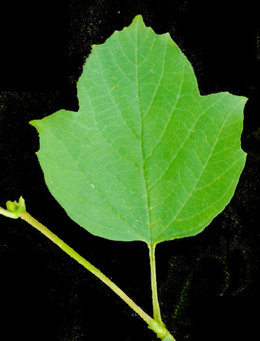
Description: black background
xmin=0 ymin=1 xmax=259 ymax=340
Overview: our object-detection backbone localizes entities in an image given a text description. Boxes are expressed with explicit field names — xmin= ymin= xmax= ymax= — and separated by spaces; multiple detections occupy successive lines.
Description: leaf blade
xmin=31 ymin=15 xmax=247 ymax=244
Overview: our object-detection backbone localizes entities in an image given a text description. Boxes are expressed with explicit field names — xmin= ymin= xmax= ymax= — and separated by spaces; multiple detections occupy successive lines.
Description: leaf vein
xmin=141 ymin=39 xmax=168 ymax=120
xmin=95 ymin=50 xmax=139 ymax=140
xmin=155 ymin=99 xmax=240 ymax=240
xmin=46 ymin=128 xmax=144 ymax=240
xmin=144 ymin=60 xmax=186 ymax=161
xmin=135 ymin=19 xmax=152 ymax=243
xmin=148 ymin=94 xmax=229 ymax=190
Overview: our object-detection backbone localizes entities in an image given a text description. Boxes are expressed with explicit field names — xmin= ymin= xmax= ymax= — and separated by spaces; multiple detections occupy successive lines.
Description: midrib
xmin=135 ymin=21 xmax=153 ymax=245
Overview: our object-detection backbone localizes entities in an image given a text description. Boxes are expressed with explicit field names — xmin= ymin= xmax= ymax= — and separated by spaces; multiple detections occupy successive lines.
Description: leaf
xmin=30 ymin=15 xmax=247 ymax=244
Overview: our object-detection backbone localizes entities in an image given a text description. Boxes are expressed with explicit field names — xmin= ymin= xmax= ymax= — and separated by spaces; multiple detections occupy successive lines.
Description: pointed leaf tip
xmin=29 ymin=119 xmax=38 ymax=128
xmin=132 ymin=14 xmax=144 ymax=24
xmin=29 ymin=119 xmax=42 ymax=132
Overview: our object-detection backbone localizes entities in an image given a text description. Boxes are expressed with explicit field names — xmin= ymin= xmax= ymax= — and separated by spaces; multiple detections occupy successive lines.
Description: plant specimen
xmin=0 ymin=15 xmax=247 ymax=340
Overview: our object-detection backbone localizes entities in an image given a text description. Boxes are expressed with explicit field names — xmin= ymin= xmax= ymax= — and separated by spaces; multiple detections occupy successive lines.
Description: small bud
xmin=6 ymin=196 xmax=26 ymax=218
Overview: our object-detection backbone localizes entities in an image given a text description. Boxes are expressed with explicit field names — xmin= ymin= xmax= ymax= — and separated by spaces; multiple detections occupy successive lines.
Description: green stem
xmin=148 ymin=243 xmax=163 ymax=325
xmin=0 ymin=206 xmax=18 ymax=219
xmin=19 ymin=210 xmax=152 ymax=325
xmin=0 ymin=202 xmax=176 ymax=340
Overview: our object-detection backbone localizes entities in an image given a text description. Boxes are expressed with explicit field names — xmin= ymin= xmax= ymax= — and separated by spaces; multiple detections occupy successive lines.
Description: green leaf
xmin=30 ymin=15 xmax=247 ymax=244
